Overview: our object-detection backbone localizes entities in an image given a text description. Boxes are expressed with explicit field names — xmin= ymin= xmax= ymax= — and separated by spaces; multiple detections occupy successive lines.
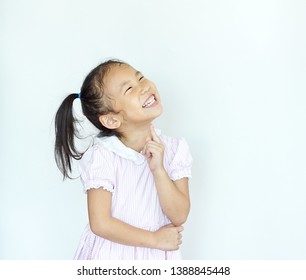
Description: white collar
xmin=96 ymin=129 xmax=162 ymax=165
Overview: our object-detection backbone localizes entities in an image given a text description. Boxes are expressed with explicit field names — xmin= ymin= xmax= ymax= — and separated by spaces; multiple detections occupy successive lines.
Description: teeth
xmin=142 ymin=95 xmax=156 ymax=108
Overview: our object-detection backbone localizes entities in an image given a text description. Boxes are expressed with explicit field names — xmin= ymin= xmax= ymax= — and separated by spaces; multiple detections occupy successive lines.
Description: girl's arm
xmin=142 ymin=126 xmax=190 ymax=226
xmin=87 ymin=187 xmax=183 ymax=250
xmin=152 ymin=173 xmax=190 ymax=226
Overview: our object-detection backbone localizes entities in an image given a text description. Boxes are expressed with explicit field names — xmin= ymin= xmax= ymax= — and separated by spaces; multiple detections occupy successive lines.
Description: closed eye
xmin=125 ymin=86 xmax=132 ymax=94
xmin=139 ymin=76 xmax=144 ymax=81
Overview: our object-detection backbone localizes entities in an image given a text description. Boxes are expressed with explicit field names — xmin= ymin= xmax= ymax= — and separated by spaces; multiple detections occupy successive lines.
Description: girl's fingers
xmin=146 ymin=146 xmax=162 ymax=159
xmin=141 ymin=137 xmax=153 ymax=155
xmin=150 ymin=125 xmax=161 ymax=143
xmin=142 ymin=141 xmax=163 ymax=156
xmin=141 ymin=126 xmax=162 ymax=155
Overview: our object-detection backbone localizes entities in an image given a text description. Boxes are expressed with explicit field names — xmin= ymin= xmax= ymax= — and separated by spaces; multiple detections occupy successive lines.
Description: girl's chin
xmin=151 ymin=106 xmax=163 ymax=117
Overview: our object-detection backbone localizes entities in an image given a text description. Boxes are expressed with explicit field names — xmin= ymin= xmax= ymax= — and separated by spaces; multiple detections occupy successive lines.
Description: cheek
xmin=122 ymin=97 xmax=141 ymax=111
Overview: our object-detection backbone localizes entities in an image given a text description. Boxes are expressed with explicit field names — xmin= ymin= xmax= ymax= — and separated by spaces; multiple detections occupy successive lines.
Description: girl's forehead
xmin=105 ymin=64 xmax=137 ymax=80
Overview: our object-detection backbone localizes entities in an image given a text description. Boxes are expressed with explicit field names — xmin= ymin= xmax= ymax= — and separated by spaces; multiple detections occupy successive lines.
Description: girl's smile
xmin=142 ymin=94 xmax=158 ymax=108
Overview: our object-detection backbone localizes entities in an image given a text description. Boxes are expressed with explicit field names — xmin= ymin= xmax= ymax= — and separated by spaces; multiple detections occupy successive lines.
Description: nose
xmin=139 ymin=84 xmax=150 ymax=95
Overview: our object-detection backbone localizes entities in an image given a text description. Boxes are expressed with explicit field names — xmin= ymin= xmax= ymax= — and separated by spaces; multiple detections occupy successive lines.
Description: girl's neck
xmin=119 ymin=124 xmax=152 ymax=152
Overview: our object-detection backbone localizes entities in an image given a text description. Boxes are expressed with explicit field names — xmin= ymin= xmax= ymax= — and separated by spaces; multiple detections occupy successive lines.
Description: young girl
xmin=54 ymin=59 xmax=192 ymax=260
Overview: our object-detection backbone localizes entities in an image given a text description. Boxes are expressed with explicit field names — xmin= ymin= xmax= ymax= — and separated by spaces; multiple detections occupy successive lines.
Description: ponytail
xmin=54 ymin=93 xmax=82 ymax=179
xmin=54 ymin=59 xmax=126 ymax=179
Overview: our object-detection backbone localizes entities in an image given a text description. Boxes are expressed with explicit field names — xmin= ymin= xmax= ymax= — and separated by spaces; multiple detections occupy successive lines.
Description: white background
xmin=0 ymin=0 xmax=305 ymax=259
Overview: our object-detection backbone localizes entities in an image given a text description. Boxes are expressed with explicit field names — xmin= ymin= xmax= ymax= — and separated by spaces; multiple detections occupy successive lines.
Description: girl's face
xmin=103 ymin=64 xmax=163 ymax=127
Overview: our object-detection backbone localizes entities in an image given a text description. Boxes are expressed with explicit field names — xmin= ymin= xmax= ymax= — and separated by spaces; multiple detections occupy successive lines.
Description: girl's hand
xmin=142 ymin=125 xmax=165 ymax=174
xmin=153 ymin=224 xmax=184 ymax=251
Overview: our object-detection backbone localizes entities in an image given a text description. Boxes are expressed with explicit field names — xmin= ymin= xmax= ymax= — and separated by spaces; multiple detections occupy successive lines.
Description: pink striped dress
xmin=74 ymin=129 xmax=192 ymax=260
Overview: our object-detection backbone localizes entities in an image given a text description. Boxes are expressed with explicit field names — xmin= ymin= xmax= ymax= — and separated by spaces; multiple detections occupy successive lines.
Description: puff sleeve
xmin=167 ymin=137 xmax=193 ymax=181
xmin=78 ymin=144 xmax=115 ymax=193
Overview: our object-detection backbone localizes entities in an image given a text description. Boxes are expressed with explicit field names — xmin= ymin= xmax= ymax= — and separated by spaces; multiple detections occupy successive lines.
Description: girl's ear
xmin=99 ymin=113 xmax=122 ymax=129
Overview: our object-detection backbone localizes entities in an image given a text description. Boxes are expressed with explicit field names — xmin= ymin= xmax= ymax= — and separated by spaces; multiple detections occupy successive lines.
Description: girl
xmin=54 ymin=59 xmax=192 ymax=260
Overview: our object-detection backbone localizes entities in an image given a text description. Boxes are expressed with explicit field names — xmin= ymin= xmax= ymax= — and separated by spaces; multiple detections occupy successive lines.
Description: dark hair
xmin=54 ymin=59 xmax=126 ymax=179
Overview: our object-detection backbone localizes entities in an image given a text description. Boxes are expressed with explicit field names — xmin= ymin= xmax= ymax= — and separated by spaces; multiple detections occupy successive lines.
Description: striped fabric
xmin=74 ymin=129 xmax=192 ymax=260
